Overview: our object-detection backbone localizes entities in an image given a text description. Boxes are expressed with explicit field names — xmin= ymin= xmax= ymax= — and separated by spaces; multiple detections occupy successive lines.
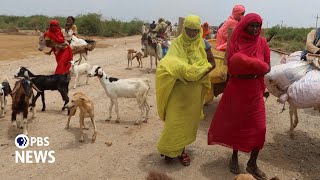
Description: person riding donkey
xmin=45 ymin=22 xmax=73 ymax=55
xmin=301 ymin=27 xmax=320 ymax=60
xmin=151 ymin=18 xmax=170 ymax=58
xmin=153 ymin=18 xmax=168 ymax=39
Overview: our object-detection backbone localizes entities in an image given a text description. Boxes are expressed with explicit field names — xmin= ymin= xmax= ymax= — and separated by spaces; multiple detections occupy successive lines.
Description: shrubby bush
xmin=266 ymin=25 xmax=313 ymax=52
xmin=0 ymin=13 xmax=143 ymax=37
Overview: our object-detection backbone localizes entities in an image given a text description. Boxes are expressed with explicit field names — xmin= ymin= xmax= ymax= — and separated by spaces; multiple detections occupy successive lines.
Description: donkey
xmin=35 ymin=29 xmax=92 ymax=65
xmin=141 ymin=33 xmax=161 ymax=73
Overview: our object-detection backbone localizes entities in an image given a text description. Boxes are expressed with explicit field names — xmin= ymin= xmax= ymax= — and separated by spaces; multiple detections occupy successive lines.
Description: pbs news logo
xmin=15 ymin=134 xmax=55 ymax=163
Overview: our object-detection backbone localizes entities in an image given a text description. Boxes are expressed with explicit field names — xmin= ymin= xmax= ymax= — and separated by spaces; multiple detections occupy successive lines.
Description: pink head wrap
xmin=232 ymin=5 xmax=246 ymax=20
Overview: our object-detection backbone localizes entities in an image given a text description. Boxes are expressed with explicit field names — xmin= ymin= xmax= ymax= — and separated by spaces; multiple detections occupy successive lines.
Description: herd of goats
xmin=1 ymin=29 xmax=317 ymax=144
xmin=0 ymin=31 xmax=157 ymax=142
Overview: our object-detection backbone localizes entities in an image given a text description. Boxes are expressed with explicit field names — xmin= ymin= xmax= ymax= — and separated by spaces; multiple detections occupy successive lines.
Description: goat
xmin=65 ymin=92 xmax=97 ymax=142
xmin=127 ymin=49 xmax=137 ymax=69
xmin=0 ymin=80 xmax=12 ymax=118
xmin=70 ymin=60 xmax=91 ymax=89
xmin=141 ymin=33 xmax=160 ymax=73
xmin=11 ymin=78 xmax=41 ymax=135
xmin=133 ymin=52 xmax=143 ymax=68
xmin=88 ymin=65 xmax=150 ymax=125
xmin=15 ymin=67 xmax=70 ymax=111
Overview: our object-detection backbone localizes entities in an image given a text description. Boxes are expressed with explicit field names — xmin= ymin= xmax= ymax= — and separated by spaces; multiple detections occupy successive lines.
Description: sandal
xmin=246 ymin=166 xmax=267 ymax=180
xmin=178 ymin=151 xmax=190 ymax=166
xmin=160 ymin=154 xmax=175 ymax=162
xmin=229 ymin=159 xmax=241 ymax=174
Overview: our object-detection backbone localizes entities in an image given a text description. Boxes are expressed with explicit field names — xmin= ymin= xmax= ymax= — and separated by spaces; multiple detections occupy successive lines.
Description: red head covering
xmin=227 ymin=13 xmax=264 ymax=63
xmin=202 ymin=22 xmax=210 ymax=38
xmin=232 ymin=5 xmax=245 ymax=20
xmin=44 ymin=20 xmax=65 ymax=44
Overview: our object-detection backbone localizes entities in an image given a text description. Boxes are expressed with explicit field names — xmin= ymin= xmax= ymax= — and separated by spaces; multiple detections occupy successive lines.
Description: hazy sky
xmin=1 ymin=0 xmax=319 ymax=28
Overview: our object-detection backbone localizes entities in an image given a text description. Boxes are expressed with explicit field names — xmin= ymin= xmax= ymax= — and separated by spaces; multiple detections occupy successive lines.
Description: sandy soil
xmin=0 ymin=34 xmax=319 ymax=180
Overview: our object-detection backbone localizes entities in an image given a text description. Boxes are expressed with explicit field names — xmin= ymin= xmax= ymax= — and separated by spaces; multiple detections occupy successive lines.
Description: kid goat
xmin=70 ymin=60 xmax=91 ymax=89
xmin=88 ymin=65 xmax=150 ymax=125
xmin=0 ymin=80 xmax=12 ymax=118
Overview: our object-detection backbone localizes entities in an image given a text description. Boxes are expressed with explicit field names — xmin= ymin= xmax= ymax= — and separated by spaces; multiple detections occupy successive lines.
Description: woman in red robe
xmin=44 ymin=20 xmax=73 ymax=74
xmin=208 ymin=13 xmax=270 ymax=180
xmin=201 ymin=22 xmax=210 ymax=39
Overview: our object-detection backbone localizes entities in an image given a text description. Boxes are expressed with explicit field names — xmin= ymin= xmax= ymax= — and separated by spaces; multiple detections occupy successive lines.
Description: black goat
xmin=0 ymin=80 xmax=12 ymax=117
xmin=15 ymin=67 xmax=70 ymax=111
xmin=11 ymin=78 xmax=40 ymax=135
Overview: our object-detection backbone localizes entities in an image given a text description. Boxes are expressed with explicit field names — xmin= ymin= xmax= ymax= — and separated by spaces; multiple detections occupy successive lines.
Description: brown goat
xmin=127 ymin=49 xmax=137 ymax=69
xmin=134 ymin=52 xmax=143 ymax=68
xmin=11 ymin=78 xmax=40 ymax=135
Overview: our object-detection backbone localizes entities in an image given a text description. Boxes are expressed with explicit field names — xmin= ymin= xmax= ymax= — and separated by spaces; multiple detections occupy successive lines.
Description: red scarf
xmin=227 ymin=13 xmax=264 ymax=65
xmin=202 ymin=22 xmax=210 ymax=38
xmin=44 ymin=20 xmax=65 ymax=44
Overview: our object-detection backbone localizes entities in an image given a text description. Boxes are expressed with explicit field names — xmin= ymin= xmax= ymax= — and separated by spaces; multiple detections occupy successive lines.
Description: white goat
xmin=70 ymin=60 xmax=91 ymax=89
xmin=88 ymin=65 xmax=150 ymax=125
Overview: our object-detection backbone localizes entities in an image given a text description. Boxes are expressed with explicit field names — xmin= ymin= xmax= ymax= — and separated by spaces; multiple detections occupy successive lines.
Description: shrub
xmin=266 ymin=25 xmax=313 ymax=53
xmin=0 ymin=13 xmax=144 ymax=37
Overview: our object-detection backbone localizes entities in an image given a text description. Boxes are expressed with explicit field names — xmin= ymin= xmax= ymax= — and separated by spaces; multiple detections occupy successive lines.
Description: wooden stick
xmin=214 ymin=55 xmax=224 ymax=60
xmin=270 ymin=48 xmax=289 ymax=55
xmin=308 ymin=53 xmax=320 ymax=57
xmin=224 ymin=28 xmax=233 ymax=64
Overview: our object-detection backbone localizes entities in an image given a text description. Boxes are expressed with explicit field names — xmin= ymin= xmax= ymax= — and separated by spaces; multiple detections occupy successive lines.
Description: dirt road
xmin=0 ymin=35 xmax=319 ymax=180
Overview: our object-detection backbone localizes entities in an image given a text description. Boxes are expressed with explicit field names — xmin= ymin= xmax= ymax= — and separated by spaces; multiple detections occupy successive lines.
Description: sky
xmin=1 ymin=0 xmax=320 ymax=28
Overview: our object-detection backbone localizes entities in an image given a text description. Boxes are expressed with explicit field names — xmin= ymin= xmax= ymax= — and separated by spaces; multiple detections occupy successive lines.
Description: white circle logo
xmin=15 ymin=134 xmax=29 ymax=149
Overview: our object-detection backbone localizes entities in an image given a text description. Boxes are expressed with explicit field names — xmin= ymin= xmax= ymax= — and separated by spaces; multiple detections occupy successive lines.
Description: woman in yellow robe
xmin=156 ymin=15 xmax=213 ymax=166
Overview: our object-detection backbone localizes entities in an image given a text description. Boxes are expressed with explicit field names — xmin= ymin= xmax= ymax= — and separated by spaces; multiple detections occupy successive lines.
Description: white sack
xmin=280 ymin=51 xmax=302 ymax=64
xmin=287 ymin=70 xmax=320 ymax=108
xmin=265 ymin=61 xmax=313 ymax=97
xmin=70 ymin=35 xmax=88 ymax=50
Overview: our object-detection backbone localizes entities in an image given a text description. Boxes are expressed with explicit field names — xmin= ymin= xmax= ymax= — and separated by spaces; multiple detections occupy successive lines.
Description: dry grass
xmin=0 ymin=33 xmax=109 ymax=61
xmin=0 ymin=33 xmax=40 ymax=61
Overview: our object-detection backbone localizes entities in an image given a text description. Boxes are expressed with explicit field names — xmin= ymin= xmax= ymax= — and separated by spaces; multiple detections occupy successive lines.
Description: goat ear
xmin=79 ymin=97 xmax=86 ymax=101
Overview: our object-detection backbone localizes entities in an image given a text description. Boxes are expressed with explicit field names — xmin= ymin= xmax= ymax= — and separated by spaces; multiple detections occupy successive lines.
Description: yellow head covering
xmin=155 ymin=15 xmax=212 ymax=121
xmin=181 ymin=15 xmax=203 ymax=44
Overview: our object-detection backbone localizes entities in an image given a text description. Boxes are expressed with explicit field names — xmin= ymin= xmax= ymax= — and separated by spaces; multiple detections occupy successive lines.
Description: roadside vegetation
xmin=266 ymin=25 xmax=313 ymax=53
xmin=0 ymin=13 xmax=144 ymax=37
xmin=0 ymin=14 xmax=316 ymax=53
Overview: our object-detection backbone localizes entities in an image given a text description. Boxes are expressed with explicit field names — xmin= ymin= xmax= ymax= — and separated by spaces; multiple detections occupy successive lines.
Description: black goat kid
xmin=15 ymin=67 xmax=70 ymax=111
xmin=0 ymin=80 xmax=12 ymax=117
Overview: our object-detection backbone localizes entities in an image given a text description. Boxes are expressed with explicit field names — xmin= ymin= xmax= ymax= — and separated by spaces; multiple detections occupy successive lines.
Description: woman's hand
xmin=55 ymin=43 xmax=67 ymax=50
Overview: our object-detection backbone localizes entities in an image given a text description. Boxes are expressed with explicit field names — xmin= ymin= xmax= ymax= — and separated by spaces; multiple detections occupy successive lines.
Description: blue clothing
xmin=163 ymin=47 xmax=169 ymax=57
xmin=204 ymin=39 xmax=211 ymax=51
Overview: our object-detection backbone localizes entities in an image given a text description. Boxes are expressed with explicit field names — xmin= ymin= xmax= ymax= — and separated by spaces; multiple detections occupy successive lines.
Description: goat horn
xmin=32 ymin=84 xmax=41 ymax=93
xmin=13 ymin=76 xmax=23 ymax=80
xmin=11 ymin=82 xmax=21 ymax=95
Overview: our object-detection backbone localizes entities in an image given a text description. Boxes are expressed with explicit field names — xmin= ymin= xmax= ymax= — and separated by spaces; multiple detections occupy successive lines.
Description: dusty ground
xmin=0 ymin=34 xmax=319 ymax=180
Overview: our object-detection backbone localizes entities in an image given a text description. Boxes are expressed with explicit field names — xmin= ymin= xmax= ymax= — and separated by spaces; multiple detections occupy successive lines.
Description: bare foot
xmin=229 ymin=158 xmax=240 ymax=174
xmin=246 ymin=165 xmax=267 ymax=180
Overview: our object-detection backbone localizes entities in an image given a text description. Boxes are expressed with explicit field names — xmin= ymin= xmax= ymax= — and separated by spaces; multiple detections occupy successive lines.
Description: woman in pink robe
xmin=216 ymin=5 xmax=245 ymax=51
xmin=208 ymin=13 xmax=270 ymax=180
